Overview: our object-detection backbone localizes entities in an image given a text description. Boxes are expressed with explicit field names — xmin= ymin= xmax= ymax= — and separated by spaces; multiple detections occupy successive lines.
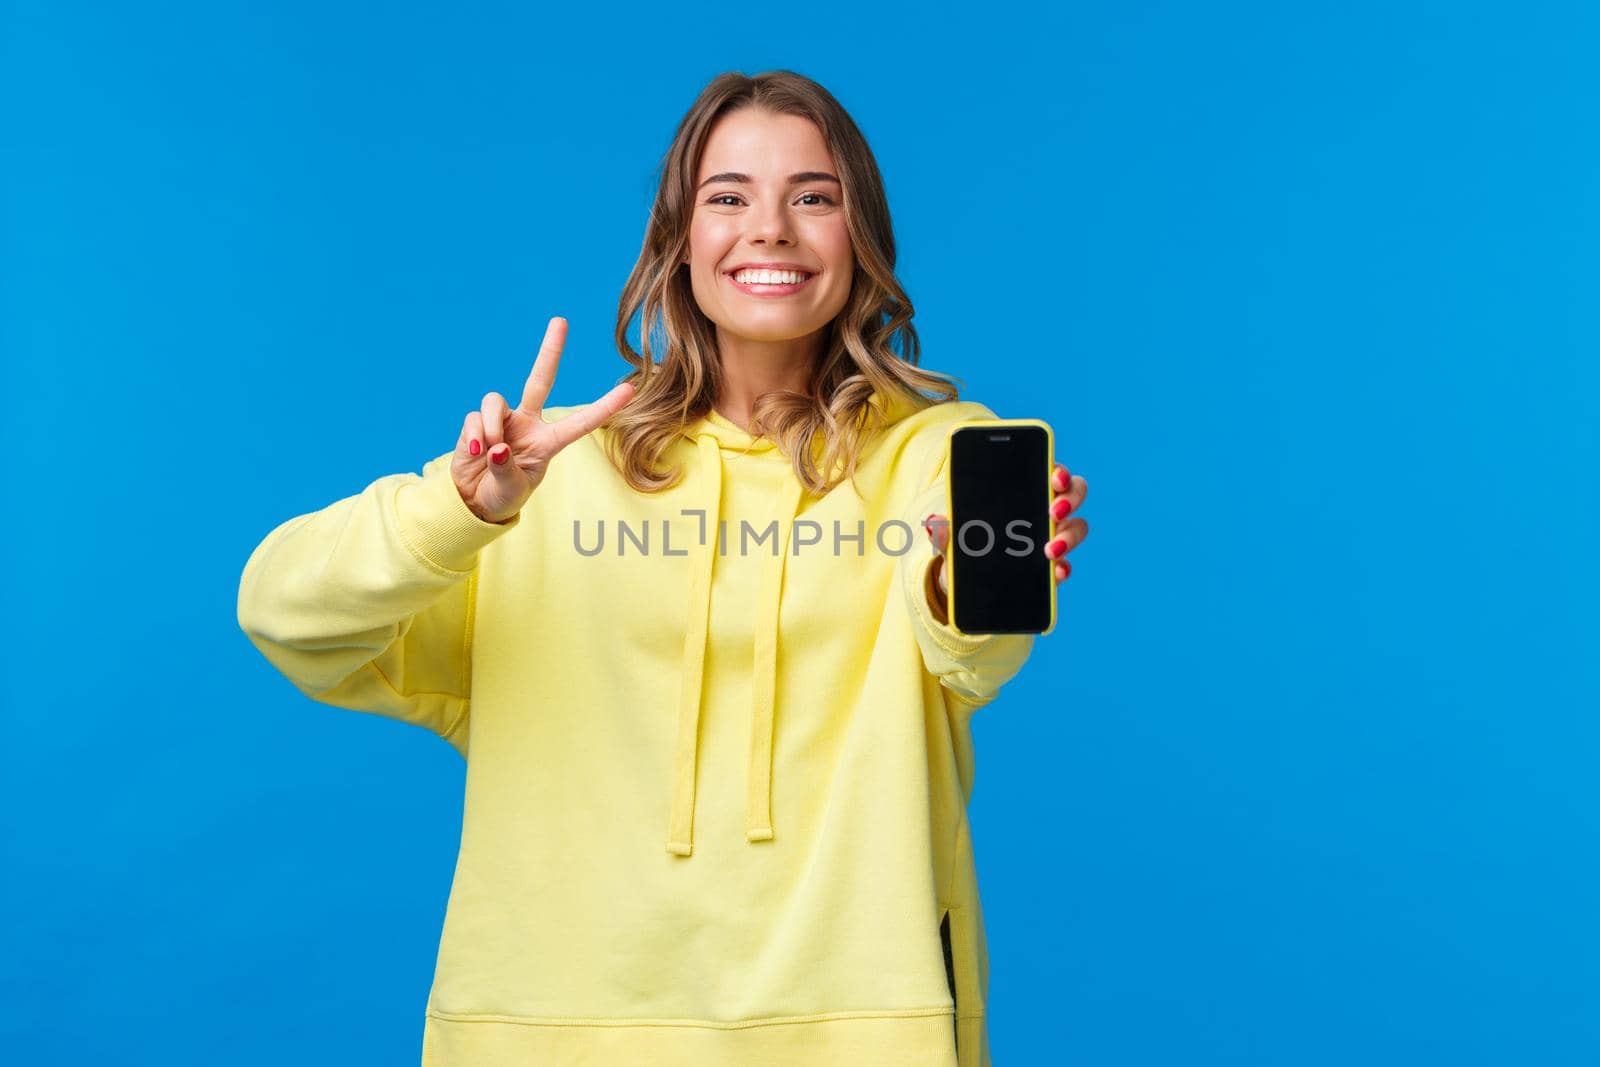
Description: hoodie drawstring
xmin=746 ymin=470 xmax=805 ymax=844
xmin=666 ymin=431 xmax=805 ymax=857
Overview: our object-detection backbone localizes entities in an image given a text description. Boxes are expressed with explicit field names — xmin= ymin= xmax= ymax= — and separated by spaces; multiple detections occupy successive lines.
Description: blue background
xmin=4 ymin=1 xmax=1596 ymax=1063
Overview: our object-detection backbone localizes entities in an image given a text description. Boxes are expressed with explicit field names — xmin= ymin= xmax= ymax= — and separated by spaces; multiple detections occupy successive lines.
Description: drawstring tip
xmin=667 ymin=839 xmax=693 ymax=856
xmin=746 ymin=826 xmax=774 ymax=843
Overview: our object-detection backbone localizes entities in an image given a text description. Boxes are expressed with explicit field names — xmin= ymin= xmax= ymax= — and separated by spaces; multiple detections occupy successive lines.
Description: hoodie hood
xmin=663 ymin=388 xmax=921 ymax=857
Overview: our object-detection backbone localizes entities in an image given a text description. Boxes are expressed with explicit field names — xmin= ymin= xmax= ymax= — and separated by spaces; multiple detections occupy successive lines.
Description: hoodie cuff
xmin=395 ymin=451 xmax=522 ymax=575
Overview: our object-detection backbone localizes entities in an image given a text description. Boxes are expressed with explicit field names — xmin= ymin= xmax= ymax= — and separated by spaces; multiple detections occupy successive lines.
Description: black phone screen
xmin=948 ymin=423 xmax=1053 ymax=634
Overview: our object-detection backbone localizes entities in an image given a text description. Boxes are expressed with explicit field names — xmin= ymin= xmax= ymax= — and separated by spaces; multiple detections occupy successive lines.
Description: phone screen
xmin=948 ymin=422 xmax=1054 ymax=634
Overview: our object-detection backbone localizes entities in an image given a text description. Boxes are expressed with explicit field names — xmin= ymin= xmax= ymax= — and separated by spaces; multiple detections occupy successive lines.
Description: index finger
xmin=516 ymin=316 xmax=568 ymax=415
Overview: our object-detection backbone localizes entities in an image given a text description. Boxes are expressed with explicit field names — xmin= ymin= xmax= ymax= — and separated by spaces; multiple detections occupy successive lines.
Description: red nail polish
xmin=492 ymin=446 xmax=508 ymax=465
xmin=469 ymin=439 xmax=481 ymax=456
xmin=1051 ymin=497 xmax=1071 ymax=520
xmin=1059 ymin=560 xmax=1072 ymax=579
xmin=1047 ymin=538 xmax=1066 ymax=559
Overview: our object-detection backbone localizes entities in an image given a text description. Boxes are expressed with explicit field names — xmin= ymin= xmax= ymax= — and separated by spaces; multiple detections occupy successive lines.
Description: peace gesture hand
xmin=452 ymin=317 xmax=636 ymax=524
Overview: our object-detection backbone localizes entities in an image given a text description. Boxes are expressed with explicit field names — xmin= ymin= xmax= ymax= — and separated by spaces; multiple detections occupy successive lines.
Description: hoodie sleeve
xmin=897 ymin=428 xmax=1037 ymax=712
xmin=236 ymin=450 xmax=521 ymax=757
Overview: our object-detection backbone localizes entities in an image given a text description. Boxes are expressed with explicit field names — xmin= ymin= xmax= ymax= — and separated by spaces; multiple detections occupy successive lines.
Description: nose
xmin=747 ymin=195 xmax=797 ymax=246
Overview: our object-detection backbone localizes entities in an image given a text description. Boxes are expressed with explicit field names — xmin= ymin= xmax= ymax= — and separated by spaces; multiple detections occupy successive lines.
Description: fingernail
xmin=469 ymin=439 xmax=481 ymax=456
xmin=1053 ymin=468 xmax=1070 ymax=491
xmin=1046 ymin=538 xmax=1066 ymax=559
xmin=1058 ymin=560 xmax=1072 ymax=580
xmin=492 ymin=445 xmax=509 ymax=465
xmin=1051 ymin=497 xmax=1072 ymax=520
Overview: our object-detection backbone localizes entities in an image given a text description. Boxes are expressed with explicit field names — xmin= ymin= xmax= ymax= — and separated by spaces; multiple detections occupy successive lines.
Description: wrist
xmin=454 ymin=479 xmax=512 ymax=525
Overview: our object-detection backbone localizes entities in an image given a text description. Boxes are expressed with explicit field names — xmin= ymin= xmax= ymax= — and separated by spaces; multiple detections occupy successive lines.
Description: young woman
xmin=238 ymin=69 xmax=1089 ymax=1067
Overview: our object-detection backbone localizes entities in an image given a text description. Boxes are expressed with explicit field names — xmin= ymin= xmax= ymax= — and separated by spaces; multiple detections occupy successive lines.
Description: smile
xmin=725 ymin=270 xmax=817 ymax=297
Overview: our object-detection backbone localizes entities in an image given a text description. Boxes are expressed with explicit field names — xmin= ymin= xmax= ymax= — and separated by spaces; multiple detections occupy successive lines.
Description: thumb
xmin=922 ymin=513 xmax=950 ymax=555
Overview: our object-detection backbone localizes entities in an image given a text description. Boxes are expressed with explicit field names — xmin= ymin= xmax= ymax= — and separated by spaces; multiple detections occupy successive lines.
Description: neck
xmin=711 ymin=325 xmax=824 ymax=430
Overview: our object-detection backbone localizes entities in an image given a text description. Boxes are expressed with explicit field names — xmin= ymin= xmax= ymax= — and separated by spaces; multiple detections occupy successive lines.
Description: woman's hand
xmin=452 ymin=317 xmax=637 ymax=524
xmin=922 ymin=462 xmax=1089 ymax=617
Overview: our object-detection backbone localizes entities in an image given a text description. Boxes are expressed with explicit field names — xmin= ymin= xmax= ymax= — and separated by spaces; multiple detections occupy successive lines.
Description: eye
xmin=704 ymin=192 xmax=837 ymax=207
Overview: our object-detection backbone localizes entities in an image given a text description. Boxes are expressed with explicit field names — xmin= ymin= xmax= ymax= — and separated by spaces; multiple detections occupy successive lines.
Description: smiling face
xmin=686 ymin=108 xmax=855 ymax=345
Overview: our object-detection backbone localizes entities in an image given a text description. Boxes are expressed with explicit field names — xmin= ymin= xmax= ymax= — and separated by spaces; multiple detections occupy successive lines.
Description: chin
xmin=723 ymin=313 xmax=832 ymax=342
xmin=725 ymin=319 xmax=827 ymax=343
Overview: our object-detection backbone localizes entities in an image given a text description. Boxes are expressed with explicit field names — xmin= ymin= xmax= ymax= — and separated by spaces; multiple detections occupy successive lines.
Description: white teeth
xmin=733 ymin=269 xmax=810 ymax=285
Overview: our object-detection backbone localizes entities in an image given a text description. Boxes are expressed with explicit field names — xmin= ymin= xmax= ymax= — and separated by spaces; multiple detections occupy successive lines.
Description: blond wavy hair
xmin=599 ymin=69 xmax=965 ymax=497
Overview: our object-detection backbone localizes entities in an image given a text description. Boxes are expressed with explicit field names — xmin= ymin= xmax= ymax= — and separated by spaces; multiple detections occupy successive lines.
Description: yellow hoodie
xmin=237 ymin=387 xmax=1037 ymax=1066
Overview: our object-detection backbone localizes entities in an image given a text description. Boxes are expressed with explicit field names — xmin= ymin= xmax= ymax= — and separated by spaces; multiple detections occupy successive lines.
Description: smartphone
xmin=944 ymin=418 xmax=1057 ymax=636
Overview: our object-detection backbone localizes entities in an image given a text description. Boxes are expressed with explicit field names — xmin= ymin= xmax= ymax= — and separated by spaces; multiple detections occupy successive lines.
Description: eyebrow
xmin=697 ymin=170 xmax=842 ymax=191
